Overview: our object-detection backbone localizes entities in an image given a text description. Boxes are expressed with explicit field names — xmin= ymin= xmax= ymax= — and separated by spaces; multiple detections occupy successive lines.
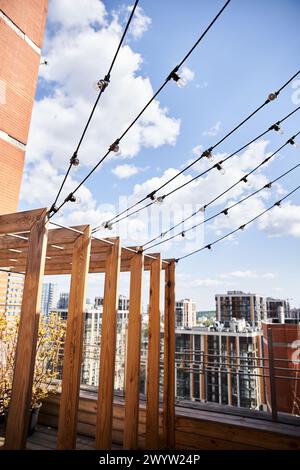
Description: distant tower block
xmin=0 ymin=0 xmax=48 ymax=214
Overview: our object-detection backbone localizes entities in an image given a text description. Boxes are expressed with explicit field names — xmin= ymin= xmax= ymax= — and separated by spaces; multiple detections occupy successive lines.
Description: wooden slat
xmin=163 ymin=260 xmax=176 ymax=449
xmin=146 ymin=255 xmax=162 ymax=449
xmin=123 ymin=252 xmax=144 ymax=449
xmin=56 ymin=225 xmax=91 ymax=449
xmin=95 ymin=238 xmax=121 ymax=449
xmin=0 ymin=208 xmax=46 ymax=234
xmin=4 ymin=209 xmax=48 ymax=449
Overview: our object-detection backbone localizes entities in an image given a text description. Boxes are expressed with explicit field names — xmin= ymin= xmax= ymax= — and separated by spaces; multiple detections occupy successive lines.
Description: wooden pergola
xmin=0 ymin=208 xmax=175 ymax=450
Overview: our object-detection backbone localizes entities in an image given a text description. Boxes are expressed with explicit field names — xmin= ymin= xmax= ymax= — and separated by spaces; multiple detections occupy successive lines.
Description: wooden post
xmin=146 ymin=255 xmax=162 ymax=449
xmin=95 ymin=238 xmax=121 ymax=449
xmin=57 ymin=226 xmax=91 ymax=449
xmin=4 ymin=210 xmax=48 ymax=449
xmin=163 ymin=260 xmax=175 ymax=449
xmin=123 ymin=252 xmax=144 ymax=449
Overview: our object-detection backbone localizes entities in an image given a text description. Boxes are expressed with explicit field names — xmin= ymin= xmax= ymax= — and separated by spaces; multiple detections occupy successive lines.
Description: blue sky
xmin=20 ymin=0 xmax=300 ymax=309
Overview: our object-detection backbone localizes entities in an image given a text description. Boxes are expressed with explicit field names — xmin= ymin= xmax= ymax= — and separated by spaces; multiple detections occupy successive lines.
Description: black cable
xmin=93 ymin=105 xmax=300 ymax=232
xmin=98 ymin=72 xmax=300 ymax=229
xmin=144 ymin=159 xmax=300 ymax=251
xmin=49 ymin=0 xmax=140 ymax=215
xmin=50 ymin=0 xmax=232 ymax=217
xmin=176 ymin=184 xmax=300 ymax=262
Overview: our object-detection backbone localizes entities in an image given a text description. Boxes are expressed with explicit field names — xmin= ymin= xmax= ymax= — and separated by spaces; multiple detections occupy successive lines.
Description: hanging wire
xmin=49 ymin=0 xmax=140 ymax=215
xmin=144 ymin=159 xmax=300 ymax=251
xmin=175 ymin=184 xmax=300 ymax=262
xmin=93 ymin=105 xmax=300 ymax=232
xmin=49 ymin=0 xmax=232 ymax=218
xmin=142 ymin=129 xmax=300 ymax=247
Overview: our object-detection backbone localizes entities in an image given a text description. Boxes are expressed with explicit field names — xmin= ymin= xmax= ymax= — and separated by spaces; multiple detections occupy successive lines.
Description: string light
xmin=215 ymin=162 xmax=226 ymax=174
xmin=64 ymin=193 xmax=76 ymax=203
xmin=109 ymin=139 xmax=121 ymax=156
xmin=48 ymin=0 xmax=140 ymax=217
xmin=268 ymin=92 xmax=278 ymax=101
xmin=264 ymin=182 xmax=272 ymax=189
xmin=270 ymin=122 xmax=284 ymax=134
xmin=143 ymin=160 xmax=300 ymax=252
xmin=175 ymin=184 xmax=300 ymax=262
xmin=95 ymin=75 xmax=110 ymax=92
xmin=181 ymin=231 xmax=186 ymax=238
xmin=102 ymin=221 xmax=113 ymax=230
xmin=288 ymin=137 xmax=298 ymax=147
xmin=206 ymin=244 xmax=212 ymax=250
xmin=155 ymin=196 xmax=165 ymax=204
xmin=169 ymin=68 xmax=188 ymax=88
xmin=202 ymin=148 xmax=214 ymax=162
xmin=241 ymin=176 xmax=248 ymax=183
xmin=70 ymin=152 xmax=80 ymax=166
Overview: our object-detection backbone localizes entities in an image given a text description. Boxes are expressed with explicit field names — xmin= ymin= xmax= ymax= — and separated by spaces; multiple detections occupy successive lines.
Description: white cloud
xmin=112 ymin=164 xmax=140 ymax=179
xmin=126 ymin=5 xmax=151 ymax=40
xmin=258 ymin=202 xmax=300 ymax=237
xmin=25 ymin=0 xmax=180 ymax=171
xmin=219 ymin=270 xmax=277 ymax=280
xmin=202 ymin=121 xmax=221 ymax=137
xmin=48 ymin=0 xmax=106 ymax=29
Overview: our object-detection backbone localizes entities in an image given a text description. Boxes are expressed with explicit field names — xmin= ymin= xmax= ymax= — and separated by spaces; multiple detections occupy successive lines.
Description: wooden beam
xmin=95 ymin=238 xmax=121 ymax=449
xmin=123 ymin=252 xmax=144 ymax=449
xmin=57 ymin=226 xmax=91 ymax=450
xmin=0 ymin=208 xmax=46 ymax=235
xmin=146 ymin=255 xmax=162 ymax=449
xmin=4 ymin=209 xmax=48 ymax=449
xmin=163 ymin=260 xmax=176 ymax=449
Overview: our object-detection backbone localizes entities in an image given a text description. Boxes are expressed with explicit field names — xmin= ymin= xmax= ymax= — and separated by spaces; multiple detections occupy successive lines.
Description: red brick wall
xmin=0 ymin=139 xmax=24 ymax=214
xmin=0 ymin=0 xmax=48 ymax=47
xmin=0 ymin=20 xmax=41 ymax=144
xmin=0 ymin=0 xmax=48 ymax=215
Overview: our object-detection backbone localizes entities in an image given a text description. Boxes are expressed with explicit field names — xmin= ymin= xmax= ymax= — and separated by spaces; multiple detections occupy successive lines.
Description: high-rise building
xmin=41 ymin=283 xmax=55 ymax=317
xmin=176 ymin=299 xmax=197 ymax=328
xmin=57 ymin=292 xmax=69 ymax=310
xmin=215 ymin=291 xmax=267 ymax=327
xmin=81 ymin=295 xmax=130 ymax=389
xmin=266 ymin=297 xmax=290 ymax=321
xmin=175 ymin=321 xmax=264 ymax=409
xmin=0 ymin=272 xmax=24 ymax=317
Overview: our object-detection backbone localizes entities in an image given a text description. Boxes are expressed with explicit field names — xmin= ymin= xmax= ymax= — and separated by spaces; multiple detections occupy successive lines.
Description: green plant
xmin=0 ymin=312 xmax=66 ymax=415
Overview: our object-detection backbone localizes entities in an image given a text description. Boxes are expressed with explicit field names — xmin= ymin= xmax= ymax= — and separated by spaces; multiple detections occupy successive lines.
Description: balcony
xmin=0 ymin=208 xmax=299 ymax=451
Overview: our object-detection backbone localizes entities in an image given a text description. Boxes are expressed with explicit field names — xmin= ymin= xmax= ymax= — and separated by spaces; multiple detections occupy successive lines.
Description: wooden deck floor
xmin=1 ymin=425 xmax=121 ymax=450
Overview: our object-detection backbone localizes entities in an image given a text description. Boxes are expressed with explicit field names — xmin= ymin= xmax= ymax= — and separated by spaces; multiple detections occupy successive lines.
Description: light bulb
xmin=70 ymin=153 xmax=80 ymax=166
xmin=239 ymin=224 xmax=246 ymax=231
xmin=268 ymin=92 xmax=277 ymax=101
xmin=75 ymin=196 xmax=81 ymax=205
xmin=275 ymin=201 xmax=281 ymax=208
xmin=155 ymin=196 xmax=165 ymax=205
xmin=271 ymin=123 xmax=284 ymax=135
xmin=241 ymin=176 xmax=248 ymax=183
xmin=198 ymin=206 xmax=206 ymax=213
xmin=288 ymin=138 xmax=298 ymax=148
xmin=216 ymin=163 xmax=225 ymax=174
xmin=223 ymin=209 xmax=228 ymax=216
xmin=202 ymin=149 xmax=214 ymax=162
xmin=160 ymin=231 xmax=167 ymax=238
xmin=177 ymin=77 xmax=187 ymax=88
xmin=65 ymin=193 xmax=76 ymax=203
xmin=206 ymin=244 xmax=212 ymax=250
xmin=181 ymin=231 xmax=186 ymax=238
xmin=264 ymin=182 xmax=272 ymax=189
xmin=109 ymin=140 xmax=121 ymax=156
xmin=95 ymin=78 xmax=109 ymax=92
xmin=102 ymin=221 xmax=113 ymax=230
